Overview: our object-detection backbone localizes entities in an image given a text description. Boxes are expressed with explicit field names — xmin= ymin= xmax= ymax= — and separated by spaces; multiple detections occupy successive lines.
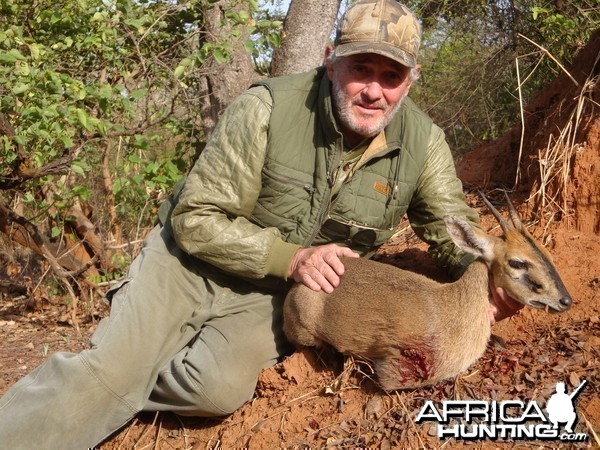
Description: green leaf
xmin=97 ymin=121 xmax=107 ymax=136
xmin=60 ymin=135 xmax=74 ymax=148
xmin=51 ymin=227 xmax=62 ymax=238
xmin=22 ymin=192 xmax=34 ymax=203
xmin=130 ymin=88 xmax=147 ymax=100
xmin=92 ymin=11 xmax=107 ymax=22
xmin=72 ymin=85 xmax=87 ymax=101
xmin=12 ymin=82 xmax=29 ymax=95
xmin=15 ymin=61 xmax=30 ymax=76
xmin=28 ymin=43 xmax=41 ymax=60
xmin=174 ymin=64 xmax=186 ymax=78
xmin=269 ymin=33 xmax=282 ymax=47
xmin=13 ymin=135 xmax=26 ymax=146
xmin=76 ymin=108 xmax=93 ymax=131
xmin=174 ymin=57 xmax=192 ymax=78
xmin=243 ymin=39 xmax=255 ymax=53
xmin=113 ymin=178 xmax=127 ymax=195
xmin=144 ymin=161 xmax=160 ymax=174
xmin=257 ymin=19 xmax=271 ymax=29
xmin=131 ymin=173 xmax=144 ymax=184
xmin=0 ymin=49 xmax=26 ymax=63
xmin=238 ymin=10 xmax=250 ymax=22
xmin=71 ymin=162 xmax=85 ymax=176
xmin=133 ymin=135 xmax=148 ymax=149
xmin=213 ymin=49 xmax=227 ymax=64
xmin=98 ymin=85 xmax=113 ymax=99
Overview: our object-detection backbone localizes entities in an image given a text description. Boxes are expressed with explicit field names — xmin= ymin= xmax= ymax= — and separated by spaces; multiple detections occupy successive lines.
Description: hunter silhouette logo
xmin=546 ymin=380 xmax=586 ymax=433
xmin=416 ymin=379 xmax=588 ymax=442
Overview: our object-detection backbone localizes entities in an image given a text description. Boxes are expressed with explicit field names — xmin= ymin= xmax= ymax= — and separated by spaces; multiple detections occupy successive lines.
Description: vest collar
xmin=319 ymin=68 xmax=343 ymax=143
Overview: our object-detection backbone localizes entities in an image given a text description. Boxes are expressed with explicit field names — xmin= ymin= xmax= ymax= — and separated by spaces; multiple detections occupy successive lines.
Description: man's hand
xmin=488 ymin=278 xmax=525 ymax=324
xmin=288 ymin=244 xmax=359 ymax=293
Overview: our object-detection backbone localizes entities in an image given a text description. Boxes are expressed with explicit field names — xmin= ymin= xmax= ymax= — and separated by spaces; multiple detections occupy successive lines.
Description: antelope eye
xmin=509 ymin=259 xmax=528 ymax=270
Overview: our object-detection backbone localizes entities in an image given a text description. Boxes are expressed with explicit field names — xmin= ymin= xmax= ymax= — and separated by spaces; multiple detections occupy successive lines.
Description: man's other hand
xmin=288 ymin=244 xmax=359 ymax=293
xmin=488 ymin=278 xmax=525 ymax=325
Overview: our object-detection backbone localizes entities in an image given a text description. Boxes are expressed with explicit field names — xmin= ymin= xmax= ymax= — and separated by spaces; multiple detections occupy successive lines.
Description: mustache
xmin=351 ymin=97 xmax=388 ymax=110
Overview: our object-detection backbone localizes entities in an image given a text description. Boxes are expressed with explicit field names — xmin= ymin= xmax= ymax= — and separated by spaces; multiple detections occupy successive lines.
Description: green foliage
xmin=407 ymin=0 xmax=598 ymax=156
xmin=0 ymin=0 xmax=291 ymax=291
xmin=529 ymin=3 xmax=595 ymax=77
xmin=247 ymin=0 xmax=286 ymax=73
xmin=0 ymin=0 xmax=264 ymax=249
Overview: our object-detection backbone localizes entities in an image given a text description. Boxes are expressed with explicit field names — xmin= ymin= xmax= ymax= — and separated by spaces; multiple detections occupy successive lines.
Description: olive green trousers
xmin=0 ymin=226 xmax=291 ymax=449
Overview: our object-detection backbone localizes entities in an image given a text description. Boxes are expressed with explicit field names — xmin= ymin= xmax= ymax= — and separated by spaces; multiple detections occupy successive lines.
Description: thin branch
xmin=0 ymin=145 xmax=81 ymax=190
xmin=513 ymin=57 xmax=526 ymax=188
xmin=518 ymin=33 xmax=580 ymax=87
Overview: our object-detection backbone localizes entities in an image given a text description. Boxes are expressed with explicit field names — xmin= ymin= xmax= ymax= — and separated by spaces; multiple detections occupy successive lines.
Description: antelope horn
xmin=503 ymin=191 xmax=524 ymax=230
xmin=478 ymin=190 xmax=512 ymax=231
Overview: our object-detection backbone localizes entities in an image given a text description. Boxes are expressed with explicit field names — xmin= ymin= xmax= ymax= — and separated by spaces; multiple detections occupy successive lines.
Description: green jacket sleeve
xmin=407 ymin=124 xmax=480 ymax=279
xmin=170 ymin=87 xmax=300 ymax=280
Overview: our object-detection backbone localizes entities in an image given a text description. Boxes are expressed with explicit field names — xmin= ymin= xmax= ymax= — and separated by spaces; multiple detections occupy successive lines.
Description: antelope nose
xmin=559 ymin=296 xmax=572 ymax=309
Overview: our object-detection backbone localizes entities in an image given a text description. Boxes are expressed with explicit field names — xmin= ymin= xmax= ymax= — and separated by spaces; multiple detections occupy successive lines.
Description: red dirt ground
xmin=0 ymin=33 xmax=598 ymax=450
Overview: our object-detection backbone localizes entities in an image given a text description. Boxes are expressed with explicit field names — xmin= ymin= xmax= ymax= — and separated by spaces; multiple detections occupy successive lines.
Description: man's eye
xmin=379 ymin=72 xmax=403 ymax=88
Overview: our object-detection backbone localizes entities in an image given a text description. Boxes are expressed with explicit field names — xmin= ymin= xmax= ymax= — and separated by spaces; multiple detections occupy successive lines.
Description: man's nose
xmin=362 ymin=80 xmax=383 ymax=101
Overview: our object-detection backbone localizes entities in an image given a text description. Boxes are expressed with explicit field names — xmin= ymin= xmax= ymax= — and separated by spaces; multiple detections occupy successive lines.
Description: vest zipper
xmin=303 ymin=180 xmax=333 ymax=247
xmin=302 ymin=142 xmax=402 ymax=247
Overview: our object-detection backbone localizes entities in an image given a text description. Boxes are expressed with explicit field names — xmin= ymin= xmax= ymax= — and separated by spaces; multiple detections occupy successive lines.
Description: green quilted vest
xmin=251 ymin=67 xmax=432 ymax=256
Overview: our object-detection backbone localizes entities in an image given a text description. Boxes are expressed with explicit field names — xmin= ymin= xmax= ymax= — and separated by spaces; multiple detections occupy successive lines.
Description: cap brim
xmin=335 ymin=41 xmax=417 ymax=68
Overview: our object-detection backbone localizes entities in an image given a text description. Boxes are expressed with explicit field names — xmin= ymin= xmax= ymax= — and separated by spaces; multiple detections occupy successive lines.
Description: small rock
xmin=365 ymin=395 xmax=383 ymax=419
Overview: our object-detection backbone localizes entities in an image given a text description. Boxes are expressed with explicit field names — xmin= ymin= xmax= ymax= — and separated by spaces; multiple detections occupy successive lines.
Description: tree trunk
xmin=270 ymin=0 xmax=342 ymax=77
xmin=101 ymin=141 xmax=123 ymax=246
xmin=198 ymin=0 xmax=257 ymax=139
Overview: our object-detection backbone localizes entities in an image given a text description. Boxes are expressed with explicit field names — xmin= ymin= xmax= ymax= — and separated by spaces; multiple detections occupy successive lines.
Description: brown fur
xmin=283 ymin=214 xmax=572 ymax=391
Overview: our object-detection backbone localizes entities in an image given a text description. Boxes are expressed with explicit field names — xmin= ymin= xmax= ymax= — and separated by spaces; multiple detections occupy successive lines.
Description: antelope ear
xmin=444 ymin=216 xmax=494 ymax=262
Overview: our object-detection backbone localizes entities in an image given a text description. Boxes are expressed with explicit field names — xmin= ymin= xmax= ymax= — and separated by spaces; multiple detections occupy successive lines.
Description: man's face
xmin=326 ymin=51 xmax=417 ymax=145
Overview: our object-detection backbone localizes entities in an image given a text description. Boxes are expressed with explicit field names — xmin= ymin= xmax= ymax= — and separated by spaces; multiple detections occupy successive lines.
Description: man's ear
xmin=324 ymin=45 xmax=334 ymax=78
xmin=406 ymin=64 xmax=421 ymax=89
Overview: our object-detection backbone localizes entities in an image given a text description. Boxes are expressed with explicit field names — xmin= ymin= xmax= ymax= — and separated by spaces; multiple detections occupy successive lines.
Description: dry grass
xmin=515 ymin=38 xmax=600 ymax=234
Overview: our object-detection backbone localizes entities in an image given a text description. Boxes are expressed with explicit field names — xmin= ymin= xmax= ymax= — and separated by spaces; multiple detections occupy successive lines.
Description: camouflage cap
xmin=334 ymin=0 xmax=422 ymax=67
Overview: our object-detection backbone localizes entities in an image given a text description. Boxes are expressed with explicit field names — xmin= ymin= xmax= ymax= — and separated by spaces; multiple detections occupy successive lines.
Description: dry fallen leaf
xmin=569 ymin=371 xmax=581 ymax=387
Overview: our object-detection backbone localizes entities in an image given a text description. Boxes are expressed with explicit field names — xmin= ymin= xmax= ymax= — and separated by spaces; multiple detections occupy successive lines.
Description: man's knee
xmin=184 ymin=371 xmax=257 ymax=416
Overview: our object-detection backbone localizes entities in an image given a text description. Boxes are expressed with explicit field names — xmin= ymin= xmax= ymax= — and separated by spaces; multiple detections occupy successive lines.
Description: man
xmin=0 ymin=1 xmax=522 ymax=448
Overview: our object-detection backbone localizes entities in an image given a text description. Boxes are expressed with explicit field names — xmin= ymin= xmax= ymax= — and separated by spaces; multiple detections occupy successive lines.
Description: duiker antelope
xmin=283 ymin=193 xmax=572 ymax=391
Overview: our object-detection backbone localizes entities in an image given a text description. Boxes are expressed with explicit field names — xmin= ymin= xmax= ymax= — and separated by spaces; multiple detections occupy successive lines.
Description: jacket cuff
xmin=265 ymin=238 xmax=301 ymax=280
xmin=446 ymin=252 xmax=478 ymax=280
